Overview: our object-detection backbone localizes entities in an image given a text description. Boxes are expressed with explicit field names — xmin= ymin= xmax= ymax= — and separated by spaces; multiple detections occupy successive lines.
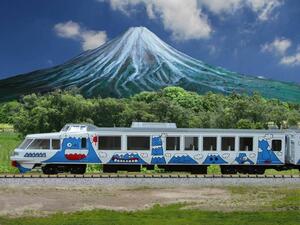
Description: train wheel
xmin=103 ymin=164 xmax=118 ymax=173
xmin=254 ymin=167 xmax=265 ymax=174
xmin=220 ymin=166 xmax=237 ymax=174
xmin=42 ymin=165 xmax=58 ymax=175
xmin=191 ymin=166 xmax=207 ymax=174
xmin=242 ymin=166 xmax=265 ymax=174
xmin=70 ymin=165 xmax=87 ymax=174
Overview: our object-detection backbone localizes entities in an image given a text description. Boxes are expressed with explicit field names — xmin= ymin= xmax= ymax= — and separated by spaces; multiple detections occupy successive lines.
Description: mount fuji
xmin=0 ymin=27 xmax=299 ymax=102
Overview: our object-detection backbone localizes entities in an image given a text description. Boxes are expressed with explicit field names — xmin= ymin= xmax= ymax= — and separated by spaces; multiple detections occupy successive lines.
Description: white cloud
xmin=262 ymin=37 xmax=300 ymax=67
xmin=280 ymin=53 xmax=300 ymax=66
xmin=200 ymin=0 xmax=243 ymax=14
xmin=149 ymin=0 xmax=212 ymax=40
xmin=261 ymin=37 xmax=291 ymax=55
xmin=102 ymin=0 xmax=284 ymax=41
xmin=249 ymin=0 xmax=282 ymax=21
xmin=81 ymin=31 xmax=107 ymax=51
xmin=200 ymin=0 xmax=282 ymax=21
xmin=54 ymin=21 xmax=81 ymax=39
xmin=104 ymin=0 xmax=140 ymax=14
xmin=54 ymin=21 xmax=107 ymax=50
xmin=104 ymin=0 xmax=212 ymax=40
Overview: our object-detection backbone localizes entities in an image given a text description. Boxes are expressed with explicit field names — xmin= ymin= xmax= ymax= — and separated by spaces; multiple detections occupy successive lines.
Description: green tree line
xmin=0 ymin=87 xmax=299 ymax=135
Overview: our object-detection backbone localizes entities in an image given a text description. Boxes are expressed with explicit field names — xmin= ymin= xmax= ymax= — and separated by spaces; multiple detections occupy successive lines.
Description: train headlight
xmin=12 ymin=151 xmax=19 ymax=156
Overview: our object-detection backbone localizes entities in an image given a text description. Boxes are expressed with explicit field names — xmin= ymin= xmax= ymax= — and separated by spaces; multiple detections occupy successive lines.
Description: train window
xmin=166 ymin=137 xmax=180 ymax=150
xmin=19 ymin=138 xmax=33 ymax=149
xmin=239 ymin=137 xmax=253 ymax=151
xmin=272 ymin=140 xmax=282 ymax=151
xmin=98 ymin=136 xmax=121 ymax=150
xmin=221 ymin=137 xmax=235 ymax=151
xmin=27 ymin=139 xmax=50 ymax=150
xmin=127 ymin=136 xmax=150 ymax=150
xmin=81 ymin=138 xmax=87 ymax=149
xmin=52 ymin=139 xmax=60 ymax=150
xmin=184 ymin=137 xmax=198 ymax=150
xmin=203 ymin=137 xmax=217 ymax=151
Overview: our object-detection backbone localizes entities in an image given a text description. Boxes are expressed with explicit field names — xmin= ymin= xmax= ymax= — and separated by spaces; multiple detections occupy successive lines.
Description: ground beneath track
xmin=0 ymin=183 xmax=299 ymax=217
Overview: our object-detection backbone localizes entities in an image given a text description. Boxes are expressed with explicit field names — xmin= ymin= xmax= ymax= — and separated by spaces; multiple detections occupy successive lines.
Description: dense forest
xmin=0 ymin=87 xmax=299 ymax=135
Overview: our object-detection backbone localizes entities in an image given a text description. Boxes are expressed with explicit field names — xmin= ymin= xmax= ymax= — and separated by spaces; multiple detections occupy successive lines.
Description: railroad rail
xmin=0 ymin=174 xmax=299 ymax=179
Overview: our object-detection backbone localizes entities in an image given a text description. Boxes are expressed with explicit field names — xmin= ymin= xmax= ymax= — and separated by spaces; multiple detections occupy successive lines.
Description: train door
xmin=294 ymin=132 xmax=300 ymax=165
xmin=285 ymin=132 xmax=299 ymax=165
xmin=285 ymin=135 xmax=292 ymax=164
xmin=291 ymin=138 xmax=296 ymax=164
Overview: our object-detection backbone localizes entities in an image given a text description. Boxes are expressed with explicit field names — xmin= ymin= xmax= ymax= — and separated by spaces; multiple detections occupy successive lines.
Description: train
xmin=10 ymin=122 xmax=300 ymax=174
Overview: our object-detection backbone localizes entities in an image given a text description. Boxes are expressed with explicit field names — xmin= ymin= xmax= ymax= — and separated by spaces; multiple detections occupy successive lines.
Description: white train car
xmin=10 ymin=122 xmax=300 ymax=174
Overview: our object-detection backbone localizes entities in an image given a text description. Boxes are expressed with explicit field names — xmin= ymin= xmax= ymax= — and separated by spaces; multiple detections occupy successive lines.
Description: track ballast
xmin=0 ymin=174 xmax=299 ymax=179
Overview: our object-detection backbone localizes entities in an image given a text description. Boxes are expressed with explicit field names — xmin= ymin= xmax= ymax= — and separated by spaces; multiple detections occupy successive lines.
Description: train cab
xmin=11 ymin=132 xmax=61 ymax=173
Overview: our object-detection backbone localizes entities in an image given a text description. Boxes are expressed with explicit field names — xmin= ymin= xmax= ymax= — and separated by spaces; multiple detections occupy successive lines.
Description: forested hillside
xmin=0 ymin=87 xmax=299 ymax=136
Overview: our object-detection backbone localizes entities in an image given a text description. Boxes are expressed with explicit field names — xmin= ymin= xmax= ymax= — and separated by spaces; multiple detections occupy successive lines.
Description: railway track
xmin=0 ymin=174 xmax=299 ymax=178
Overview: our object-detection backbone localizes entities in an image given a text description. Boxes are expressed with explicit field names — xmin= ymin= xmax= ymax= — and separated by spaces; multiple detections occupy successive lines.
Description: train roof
xmin=24 ymin=123 xmax=299 ymax=137
xmin=85 ymin=127 xmax=287 ymax=133
xmin=60 ymin=122 xmax=296 ymax=134
xmin=27 ymin=132 xmax=61 ymax=138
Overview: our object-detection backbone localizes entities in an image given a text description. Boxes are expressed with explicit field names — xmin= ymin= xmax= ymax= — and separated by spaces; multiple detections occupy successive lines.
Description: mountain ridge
xmin=0 ymin=26 xmax=299 ymax=102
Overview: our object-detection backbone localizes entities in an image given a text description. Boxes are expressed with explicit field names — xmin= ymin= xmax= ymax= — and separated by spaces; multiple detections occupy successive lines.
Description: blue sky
xmin=0 ymin=0 xmax=300 ymax=83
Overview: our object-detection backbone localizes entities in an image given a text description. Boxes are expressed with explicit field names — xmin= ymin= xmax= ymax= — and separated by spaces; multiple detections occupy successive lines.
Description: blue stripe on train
xmin=17 ymin=163 xmax=31 ymax=173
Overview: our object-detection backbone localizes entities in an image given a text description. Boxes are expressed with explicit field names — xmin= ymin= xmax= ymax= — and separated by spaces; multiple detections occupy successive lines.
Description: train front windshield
xmin=18 ymin=138 xmax=33 ymax=149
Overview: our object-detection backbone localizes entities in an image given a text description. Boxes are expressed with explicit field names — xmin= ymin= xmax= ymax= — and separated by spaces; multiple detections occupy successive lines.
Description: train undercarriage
xmin=39 ymin=164 xmax=299 ymax=175
xmin=41 ymin=164 xmax=87 ymax=175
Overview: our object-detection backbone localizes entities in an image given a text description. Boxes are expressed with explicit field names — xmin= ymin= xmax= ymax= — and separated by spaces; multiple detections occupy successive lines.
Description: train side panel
xmin=95 ymin=131 xmax=285 ymax=166
xmin=11 ymin=125 xmax=293 ymax=174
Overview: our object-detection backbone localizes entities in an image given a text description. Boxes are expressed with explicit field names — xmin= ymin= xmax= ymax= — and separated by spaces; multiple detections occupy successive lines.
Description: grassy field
xmin=0 ymin=185 xmax=299 ymax=224
xmin=0 ymin=170 xmax=298 ymax=225
xmin=0 ymin=204 xmax=299 ymax=225
xmin=1 ymin=185 xmax=300 ymax=224
xmin=0 ymin=131 xmax=20 ymax=173
xmin=0 ymin=132 xmax=299 ymax=175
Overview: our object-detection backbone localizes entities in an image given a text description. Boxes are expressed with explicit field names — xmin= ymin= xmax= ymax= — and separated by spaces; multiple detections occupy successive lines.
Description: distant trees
xmin=0 ymin=87 xmax=299 ymax=136
xmin=0 ymin=101 xmax=21 ymax=124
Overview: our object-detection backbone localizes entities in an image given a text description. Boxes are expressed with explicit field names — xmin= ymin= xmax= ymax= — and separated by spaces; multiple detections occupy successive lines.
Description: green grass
xmin=207 ymin=165 xmax=221 ymax=174
xmin=0 ymin=132 xmax=21 ymax=173
xmin=0 ymin=204 xmax=299 ymax=225
xmin=270 ymin=188 xmax=300 ymax=210
xmin=264 ymin=168 xmax=299 ymax=175
xmin=207 ymin=165 xmax=299 ymax=175
xmin=227 ymin=186 xmax=300 ymax=211
xmin=0 ymin=123 xmax=14 ymax=131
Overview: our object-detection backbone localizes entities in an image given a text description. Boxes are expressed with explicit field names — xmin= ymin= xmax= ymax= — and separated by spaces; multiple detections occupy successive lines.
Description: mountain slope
xmin=0 ymin=27 xmax=299 ymax=102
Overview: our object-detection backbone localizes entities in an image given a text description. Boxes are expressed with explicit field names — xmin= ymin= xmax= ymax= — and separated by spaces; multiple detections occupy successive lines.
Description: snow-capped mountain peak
xmin=0 ymin=26 xmax=299 ymax=102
